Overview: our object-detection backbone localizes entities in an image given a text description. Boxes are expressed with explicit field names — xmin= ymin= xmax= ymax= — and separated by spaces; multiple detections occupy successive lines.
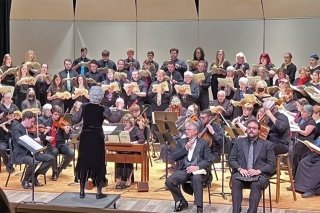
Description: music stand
xmin=18 ymin=135 xmax=46 ymax=204
xmin=210 ymin=114 xmax=232 ymax=200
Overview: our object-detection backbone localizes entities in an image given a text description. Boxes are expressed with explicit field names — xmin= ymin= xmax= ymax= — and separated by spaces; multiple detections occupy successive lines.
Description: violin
xmin=27 ymin=124 xmax=47 ymax=134
xmin=53 ymin=117 xmax=70 ymax=130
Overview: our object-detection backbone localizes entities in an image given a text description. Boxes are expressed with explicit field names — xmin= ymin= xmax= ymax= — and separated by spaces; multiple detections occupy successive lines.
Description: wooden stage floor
xmin=1 ymin=156 xmax=320 ymax=212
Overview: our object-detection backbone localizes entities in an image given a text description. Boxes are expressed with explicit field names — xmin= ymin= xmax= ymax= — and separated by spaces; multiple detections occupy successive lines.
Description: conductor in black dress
xmin=72 ymin=86 xmax=121 ymax=199
xmin=165 ymin=120 xmax=212 ymax=213
xmin=229 ymin=119 xmax=276 ymax=213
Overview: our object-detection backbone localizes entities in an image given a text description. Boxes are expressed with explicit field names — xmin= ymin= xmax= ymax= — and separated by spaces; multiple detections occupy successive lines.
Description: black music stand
xmin=18 ymin=135 xmax=46 ymax=204
xmin=210 ymin=114 xmax=231 ymax=200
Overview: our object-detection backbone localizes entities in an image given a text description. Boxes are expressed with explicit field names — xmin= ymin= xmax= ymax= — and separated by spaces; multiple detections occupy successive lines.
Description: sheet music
xmin=102 ymin=125 xmax=117 ymax=135
xmin=19 ymin=135 xmax=44 ymax=153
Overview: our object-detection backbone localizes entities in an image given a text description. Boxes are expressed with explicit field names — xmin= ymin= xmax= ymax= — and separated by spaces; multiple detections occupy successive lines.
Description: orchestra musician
xmin=129 ymin=104 xmax=149 ymax=133
xmin=46 ymin=74 xmax=66 ymax=112
xmin=97 ymin=50 xmax=117 ymax=71
xmin=198 ymin=109 xmax=224 ymax=162
xmin=260 ymin=100 xmax=291 ymax=155
xmin=115 ymin=114 xmax=145 ymax=189
xmin=72 ymin=47 xmax=90 ymax=76
xmin=125 ymin=69 xmax=147 ymax=108
xmin=1 ymin=54 xmax=16 ymax=86
xmin=189 ymin=47 xmax=208 ymax=72
xmin=210 ymin=50 xmax=231 ymax=100
xmin=21 ymin=88 xmax=41 ymax=111
xmin=229 ymin=119 xmax=276 ymax=213
xmin=124 ymin=48 xmax=140 ymax=78
xmin=212 ymin=90 xmax=233 ymax=120
xmin=85 ymin=59 xmax=105 ymax=87
xmin=233 ymin=52 xmax=250 ymax=72
xmin=160 ymin=48 xmax=188 ymax=77
xmin=194 ymin=60 xmax=211 ymax=111
xmin=0 ymin=109 xmax=14 ymax=172
xmin=308 ymin=54 xmax=320 ymax=74
xmin=101 ymin=70 xmax=121 ymax=108
xmin=13 ymin=64 xmax=34 ymax=110
xmin=175 ymin=104 xmax=199 ymax=135
xmin=72 ymin=86 xmax=121 ymax=199
xmin=232 ymin=103 xmax=256 ymax=133
xmin=165 ymin=120 xmax=212 ymax=213
xmin=280 ymin=52 xmax=297 ymax=84
xmin=35 ymin=63 xmax=51 ymax=106
xmin=11 ymin=111 xmax=54 ymax=189
xmin=165 ymin=95 xmax=187 ymax=117
xmin=176 ymin=71 xmax=199 ymax=109
xmin=40 ymin=105 xmax=74 ymax=181
xmin=148 ymin=70 xmax=172 ymax=111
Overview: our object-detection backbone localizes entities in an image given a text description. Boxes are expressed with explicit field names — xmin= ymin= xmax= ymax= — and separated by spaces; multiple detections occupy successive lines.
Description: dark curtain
xmin=0 ymin=0 xmax=11 ymax=58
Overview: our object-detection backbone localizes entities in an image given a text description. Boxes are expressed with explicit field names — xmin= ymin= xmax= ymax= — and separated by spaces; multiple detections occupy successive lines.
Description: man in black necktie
xmin=165 ymin=121 xmax=212 ymax=213
xmin=229 ymin=119 xmax=276 ymax=213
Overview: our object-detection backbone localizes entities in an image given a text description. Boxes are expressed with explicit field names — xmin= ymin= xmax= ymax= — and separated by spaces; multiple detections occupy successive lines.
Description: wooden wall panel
xmin=11 ymin=0 xmax=74 ymax=20
xmin=75 ymin=0 xmax=136 ymax=21
xmin=137 ymin=0 xmax=197 ymax=21
xmin=199 ymin=0 xmax=263 ymax=20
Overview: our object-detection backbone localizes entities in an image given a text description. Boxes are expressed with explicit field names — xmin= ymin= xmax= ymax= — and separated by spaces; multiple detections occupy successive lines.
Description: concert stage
xmin=1 ymin=157 xmax=319 ymax=213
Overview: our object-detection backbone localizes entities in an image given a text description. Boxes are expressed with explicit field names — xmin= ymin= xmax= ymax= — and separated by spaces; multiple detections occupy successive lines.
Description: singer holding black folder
xmin=11 ymin=111 xmax=54 ymax=189
xmin=229 ymin=119 xmax=276 ymax=213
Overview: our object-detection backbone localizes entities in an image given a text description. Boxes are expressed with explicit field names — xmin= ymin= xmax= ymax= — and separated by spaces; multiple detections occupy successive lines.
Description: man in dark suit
xmin=165 ymin=121 xmax=212 ymax=213
xmin=229 ymin=119 xmax=276 ymax=213
xmin=11 ymin=111 xmax=54 ymax=189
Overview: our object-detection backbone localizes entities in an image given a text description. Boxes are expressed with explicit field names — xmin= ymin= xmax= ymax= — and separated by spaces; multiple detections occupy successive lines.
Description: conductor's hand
xmin=186 ymin=165 xmax=199 ymax=174
xmin=206 ymin=124 xmax=215 ymax=135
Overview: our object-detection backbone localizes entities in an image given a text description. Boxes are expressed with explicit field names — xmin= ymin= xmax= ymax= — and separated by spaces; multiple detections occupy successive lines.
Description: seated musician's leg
xmin=34 ymin=153 xmax=54 ymax=185
xmin=190 ymin=174 xmax=204 ymax=209
xmin=165 ymin=170 xmax=189 ymax=211
xmin=46 ymin=146 xmax=59 ymax=180
xmin=21 ymin=155 xmax=38 ymax=189
xmin=57 ymin=144 xmax=75 ymax=174
xmin=0 ymin=142 xmax=9 ymax=167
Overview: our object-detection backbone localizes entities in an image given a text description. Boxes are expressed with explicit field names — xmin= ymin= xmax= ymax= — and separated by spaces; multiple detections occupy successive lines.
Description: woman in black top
xmin=72 ymin=86 xmax=121 ymax=199
xmin=115 ymin=114 xmax=145 ymax=189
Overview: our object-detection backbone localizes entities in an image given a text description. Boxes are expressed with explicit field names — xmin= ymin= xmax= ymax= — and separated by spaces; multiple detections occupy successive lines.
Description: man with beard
xmin=229 ymin=119 xmax=276 ymax=213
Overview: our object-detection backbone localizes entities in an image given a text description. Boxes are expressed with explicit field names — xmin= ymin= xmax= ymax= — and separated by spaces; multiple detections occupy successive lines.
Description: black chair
xmin=5 ymin=139 xmax=46 ymax=187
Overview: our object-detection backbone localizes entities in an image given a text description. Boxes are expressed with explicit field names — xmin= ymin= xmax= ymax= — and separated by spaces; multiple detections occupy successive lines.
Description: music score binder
xmin=18 ymin=135 xmax=45 ymax=154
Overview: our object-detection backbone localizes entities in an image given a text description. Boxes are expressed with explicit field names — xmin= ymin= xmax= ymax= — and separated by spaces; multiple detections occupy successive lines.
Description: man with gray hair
xmin=176 ymin=71 xmax=199 ymax=109
xmin=212 ymin=90 xmax=233 ymax=120
xmin=165 ymin=120 xmax=212 ymax=213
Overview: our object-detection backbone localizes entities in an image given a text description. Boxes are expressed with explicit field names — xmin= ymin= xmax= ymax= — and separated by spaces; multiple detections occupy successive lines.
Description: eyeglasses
xmin=247 ymin=126 xmax=259 ymax=130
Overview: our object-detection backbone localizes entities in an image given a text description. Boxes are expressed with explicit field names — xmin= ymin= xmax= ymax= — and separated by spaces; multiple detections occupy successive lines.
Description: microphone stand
xmin=210 ymin=112 xmax=231 ymax=200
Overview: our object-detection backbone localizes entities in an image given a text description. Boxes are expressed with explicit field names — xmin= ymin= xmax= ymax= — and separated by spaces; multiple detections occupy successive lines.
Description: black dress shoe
xmin=52 ymin=172 xmax=58 ymax=181
xmin=96 ymin=193 xmax=107 ymax=199
xmin=34 ymin=178 xmax=44 ymax=187
xmin=79 ymin=191 xmax=86 ymax=199
xmin=22 ymin=181 xmax=31 ymax=189
xmin=173 ymin=200 xmax=188 ymax=212
xmin=197 ymin=206 xmax=203 ymax=213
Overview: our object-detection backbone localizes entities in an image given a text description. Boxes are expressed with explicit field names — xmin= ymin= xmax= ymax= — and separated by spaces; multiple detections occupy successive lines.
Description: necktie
xmin=247 ymin=142 xmax=254 ymax=169
xmin=67 ymin=71 xmax=71 ymax=91
xmin=80 ymin=63 xmax=85 ymax=76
